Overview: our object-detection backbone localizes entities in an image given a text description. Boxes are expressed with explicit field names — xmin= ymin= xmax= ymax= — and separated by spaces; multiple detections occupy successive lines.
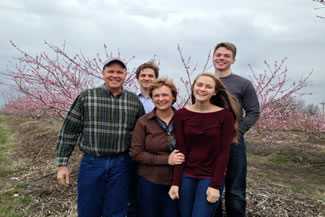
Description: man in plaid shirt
xmin=56 ymin=58 xmax=145 ymax=217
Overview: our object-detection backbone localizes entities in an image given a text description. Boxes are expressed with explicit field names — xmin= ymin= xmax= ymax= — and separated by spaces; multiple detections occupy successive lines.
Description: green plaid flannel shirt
xmin=56 ymin=85 xmax=145 ymax=166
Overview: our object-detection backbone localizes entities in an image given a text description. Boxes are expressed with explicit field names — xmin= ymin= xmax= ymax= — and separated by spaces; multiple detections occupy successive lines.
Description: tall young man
xmin=56 ymin=58 xmax=145 ymax=217
xmin=213 ymin=42 xmax=260 ymax=217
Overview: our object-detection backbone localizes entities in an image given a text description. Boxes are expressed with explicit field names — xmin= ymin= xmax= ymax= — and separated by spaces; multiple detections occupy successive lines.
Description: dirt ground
xmin=0 ymin=115 xmax=324 ymax=217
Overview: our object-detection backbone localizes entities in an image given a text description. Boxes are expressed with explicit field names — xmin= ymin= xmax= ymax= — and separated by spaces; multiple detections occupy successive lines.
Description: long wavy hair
xmin=191 ymin=72 xmax=240 ymax=143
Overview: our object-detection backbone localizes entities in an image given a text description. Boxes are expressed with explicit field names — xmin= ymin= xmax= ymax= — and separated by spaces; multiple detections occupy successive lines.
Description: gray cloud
xmin=0 ymin=0 xmax=324 ymax=106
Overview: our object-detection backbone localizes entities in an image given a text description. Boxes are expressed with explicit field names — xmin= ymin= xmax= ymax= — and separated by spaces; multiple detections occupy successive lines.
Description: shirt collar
xmin=137 ymin=91 xmax=151 ymax=99
xmin=146 ymin=107 xmax=177 ymax=120
xmin=102 ymin=84 xmax=124 ymax=97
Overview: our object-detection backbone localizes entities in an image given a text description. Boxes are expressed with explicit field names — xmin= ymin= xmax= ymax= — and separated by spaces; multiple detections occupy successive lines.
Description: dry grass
xmin=246 ymin=130 xmax=325 ymax=203
xmin=0 ymin=115 xmax=324 ymax=216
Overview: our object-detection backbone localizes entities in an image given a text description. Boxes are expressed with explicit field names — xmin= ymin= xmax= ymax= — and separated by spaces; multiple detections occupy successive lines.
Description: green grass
xmin=4 ymin=184 xmax=29 ymax=197
xmin=0 ymin=120 xmax=16 ymax=170
xmin=19 ymin=197 xmax=32 ymax=205
xmin=247 ymin=152 xmax=259 ymax=160
xmin=0 ymin=170 xmax=16 ymax=178
xmin=0 ymin=206 xmax=9 ymax=216
xmin=16 ymin=183 xmax=29 ymax=189
xmin=0 ymin=116 xmax=9 ymax=145
xmin=318 ymin=194 xmax=325 ymax=202
xmin=273 ymin=152 xmax=295 ymax=165
xmin=5 ymin=189 xmax=20 ymax=197
xmin=0 ymin=128 xmax=8 ymax=145
xmin=248 ymin=148 xmax=325 ymax=204
xmin=0 ymin=116 xmax=28 ymax=217
xmin=289 ymin=185 xmax=305 ymax=193
xmin=0 ymin=116 xmax=7 ymax=124
xmin=0 ymin=184 xmax=32 ymax=217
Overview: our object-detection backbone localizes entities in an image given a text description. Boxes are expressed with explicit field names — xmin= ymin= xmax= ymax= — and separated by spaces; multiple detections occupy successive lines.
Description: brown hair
xmin=135 ymin=61 xmax=159 ymax=79
xmin=213 ymin=42 xmax=237 ymax=58
xmin=191 ymin=73 xmax=240 ymax=143
xmin=149 ymin=78 xmax=177 ymax=104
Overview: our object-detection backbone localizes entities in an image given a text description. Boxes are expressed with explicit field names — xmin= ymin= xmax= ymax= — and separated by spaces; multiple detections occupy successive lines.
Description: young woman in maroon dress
xmin=169 ymin=73 xmax=239 ymax=217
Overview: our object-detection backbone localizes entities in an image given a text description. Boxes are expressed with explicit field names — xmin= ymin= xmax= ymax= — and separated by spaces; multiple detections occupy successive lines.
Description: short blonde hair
xmin=149 ymin=78 xmax=177 ymax=104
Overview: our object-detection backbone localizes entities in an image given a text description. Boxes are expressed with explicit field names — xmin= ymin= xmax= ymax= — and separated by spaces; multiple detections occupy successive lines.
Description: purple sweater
xmin=172 ymin=108 xmax=234 ymax=189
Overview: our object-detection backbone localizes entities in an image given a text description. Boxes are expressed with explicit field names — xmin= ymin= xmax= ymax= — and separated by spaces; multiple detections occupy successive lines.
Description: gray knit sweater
xmin=220 ymin=73 xmax=260 ymax=137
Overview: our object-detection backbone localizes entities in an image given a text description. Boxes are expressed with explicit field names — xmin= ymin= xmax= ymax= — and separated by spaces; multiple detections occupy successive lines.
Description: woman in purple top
xmin=169 ymin=73 xmax=239 ymax=217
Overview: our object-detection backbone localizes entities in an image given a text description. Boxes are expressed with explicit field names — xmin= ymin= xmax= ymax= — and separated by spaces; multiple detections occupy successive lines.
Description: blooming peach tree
xmin=248 ymin=58 xmax=325 ymax=137
xmin=1 ymin=42 xmax=324 ymax=135
xmin=1 ymin=41 xmax=136 ymax=118
xmin=175 ymin=45 xmax=325 ymax=136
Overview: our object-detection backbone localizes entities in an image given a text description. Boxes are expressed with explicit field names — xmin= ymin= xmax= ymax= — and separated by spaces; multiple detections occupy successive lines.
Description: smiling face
xmin=213 ymin=47 xmax=236 ymax=72
xmin=102 ymin=63 xmax=127 ymax=95
xmin=137 ymin=68 xmax=156 ymax=90
xmin=152 ymin=85 xmax=174 ymax=112
xmin=192 ymin=75 xmax=217 ymax=103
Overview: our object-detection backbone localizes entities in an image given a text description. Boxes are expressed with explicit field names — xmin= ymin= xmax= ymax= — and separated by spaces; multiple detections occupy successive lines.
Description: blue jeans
xmin=179 ymin=174 xmax=224 ymax=217
xmin=137 ymin=176 xmax=180 ymax=217
xmin=77 ymin=152 xmax=131 ymax=217
xmin=215 ymin=136 xmax=247 ymax=217
xmin=128 ymin=160 xmax=139 ymax=217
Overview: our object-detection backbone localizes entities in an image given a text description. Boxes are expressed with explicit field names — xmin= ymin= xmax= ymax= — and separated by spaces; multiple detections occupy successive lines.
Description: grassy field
xmin=0 ymin=115 xmax=324 ymax=216
xmin=246 ymin=131 xmax=325 ymax=202
xmin=0 ymin=115 xmax=32 ymax=217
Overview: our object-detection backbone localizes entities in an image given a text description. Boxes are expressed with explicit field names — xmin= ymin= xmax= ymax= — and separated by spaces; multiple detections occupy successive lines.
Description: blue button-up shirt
xmin=138 ymin=92 xmax=155 ymax=114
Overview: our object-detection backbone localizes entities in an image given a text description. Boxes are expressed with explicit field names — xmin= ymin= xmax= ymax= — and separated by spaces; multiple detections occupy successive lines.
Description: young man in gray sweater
xmin=213 ymin=42 xmax=260 ymax=217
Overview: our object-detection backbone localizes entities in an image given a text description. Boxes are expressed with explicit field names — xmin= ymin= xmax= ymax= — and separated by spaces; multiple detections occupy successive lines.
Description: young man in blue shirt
xmin=136 ymin=61 xmax=160 ymax=113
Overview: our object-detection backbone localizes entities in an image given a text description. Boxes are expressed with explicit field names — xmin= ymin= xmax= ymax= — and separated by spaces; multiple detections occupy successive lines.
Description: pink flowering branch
xmin=175 ymin=47 xmax=323 ymax=135
xmin=176 ymin=44 xmax=211 ymax=108
xmin=1 ymin=41 xmax=137 ymax=118
xmin=247 ymin=58 xmax=324 ymax=137
xmin=2 ymin=41 xmax=324 ymax=137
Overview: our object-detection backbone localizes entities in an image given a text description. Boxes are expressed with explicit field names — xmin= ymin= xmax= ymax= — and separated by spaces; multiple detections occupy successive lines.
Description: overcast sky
xmin=1 ymin=0 xmax=324 ymax=107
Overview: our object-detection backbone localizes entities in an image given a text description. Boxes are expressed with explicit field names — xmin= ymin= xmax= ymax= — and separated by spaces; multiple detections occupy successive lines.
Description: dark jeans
xmin=137 ymin=176 xmax=180 ymax=217
xmin=128 ymin=160 xmax=138 ymax=217
xmin=180 ymin=174 xmax=225 ymax=217
xmin=77 ymin=152 xmax=131 ymax=217
xmin=215 ymin=137 xmax=247 ymax=217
